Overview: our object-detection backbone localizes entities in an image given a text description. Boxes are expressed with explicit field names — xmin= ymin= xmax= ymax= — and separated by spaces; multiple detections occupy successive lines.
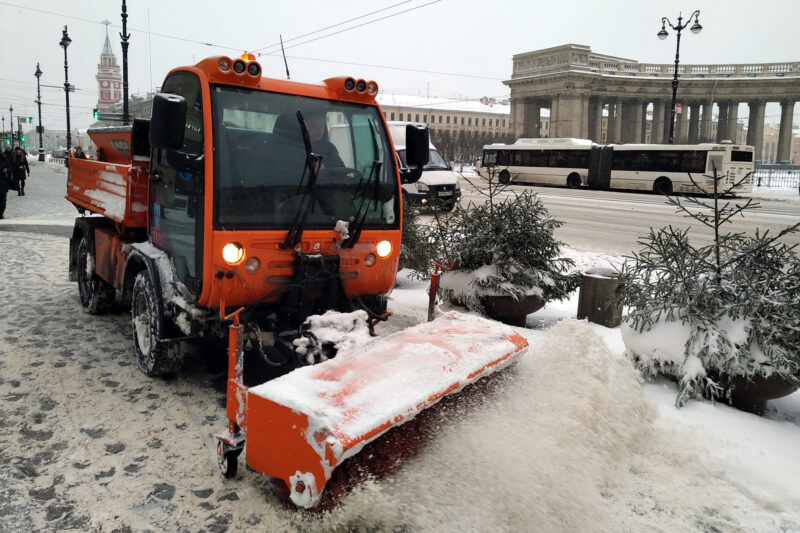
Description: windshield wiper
xmin=280 ymin=110 xmax=322 ymax=250
xmin=342 ymin=119 xmax=382 ymax=248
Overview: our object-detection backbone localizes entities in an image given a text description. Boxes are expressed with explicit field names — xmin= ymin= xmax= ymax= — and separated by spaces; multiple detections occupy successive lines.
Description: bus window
xmin=549 ymin=150 xmax=568 ymax=168
xmin=682 ymin=151 xmax=707 ymax=173
xmin=483 ymin=150 xmax=497 ymax=165
xmin=731 ymin=150 xmax=753 ymax=162
xmin=512 ymin=150 xmax=529 ymax=166
xmin=707 ymin=153 xmax=724 ymax=173
xmin=529 ymin=150 xmax=549 ymax=167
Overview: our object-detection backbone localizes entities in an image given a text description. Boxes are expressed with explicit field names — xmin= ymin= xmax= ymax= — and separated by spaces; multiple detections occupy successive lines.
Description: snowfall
xmin=0 ymin=161 xmax=799 ymax=532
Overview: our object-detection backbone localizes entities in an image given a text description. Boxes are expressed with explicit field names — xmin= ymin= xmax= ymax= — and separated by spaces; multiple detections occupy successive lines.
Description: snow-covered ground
xmin=1 ymin=163 xmax=799 ymax=531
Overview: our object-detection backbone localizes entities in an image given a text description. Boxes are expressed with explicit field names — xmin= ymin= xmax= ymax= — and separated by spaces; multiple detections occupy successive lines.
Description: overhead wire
xmin=251 ymin=0 xmax=413 ymax=53
xmin=254 ymin=1 xmax=442 ymax=54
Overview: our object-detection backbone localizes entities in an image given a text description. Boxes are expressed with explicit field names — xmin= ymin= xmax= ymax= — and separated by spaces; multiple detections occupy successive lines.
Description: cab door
xmin=149 ymin=71 xmax=205 ymax=295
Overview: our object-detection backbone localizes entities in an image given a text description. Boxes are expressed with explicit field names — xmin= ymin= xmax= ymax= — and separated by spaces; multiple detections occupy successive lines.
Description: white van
xmin=387 ymin=121 xmax=461 ymax=211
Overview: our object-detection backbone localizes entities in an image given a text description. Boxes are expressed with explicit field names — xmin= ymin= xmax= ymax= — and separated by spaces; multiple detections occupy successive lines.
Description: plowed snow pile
xmin=309 ymin=320 xmax=653 ymax=530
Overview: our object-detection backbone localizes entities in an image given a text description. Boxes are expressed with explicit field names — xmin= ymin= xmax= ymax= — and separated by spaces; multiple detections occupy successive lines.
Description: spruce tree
xmin=620 ymin=166 xmax=800 ymax=407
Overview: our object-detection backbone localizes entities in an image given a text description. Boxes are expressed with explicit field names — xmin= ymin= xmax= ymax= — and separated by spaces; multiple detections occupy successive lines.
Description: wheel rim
xmin=133 ymin=290 xmax=152 ymax=357
xmin=77 ymin=241 xmax=94 ymax=305
xmin=217 ymin=441 xmax=229 ymax=474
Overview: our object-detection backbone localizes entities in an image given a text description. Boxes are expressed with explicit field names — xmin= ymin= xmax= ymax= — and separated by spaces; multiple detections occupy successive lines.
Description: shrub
xmin=619 ymin=169 xmax=800 ymax=407
xmin=439 ymin=166 xmax=578 ymax=312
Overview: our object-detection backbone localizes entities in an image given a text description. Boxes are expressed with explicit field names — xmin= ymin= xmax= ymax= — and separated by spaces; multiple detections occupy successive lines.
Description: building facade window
xmin=391 ymin=112 xmax=395 ymax=120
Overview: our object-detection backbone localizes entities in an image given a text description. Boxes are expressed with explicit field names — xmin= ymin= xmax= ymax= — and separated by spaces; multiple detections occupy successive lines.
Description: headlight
xmin=416 ymin=182 xmax=430 ymax=192
xmin=222 ymin=242 xmax=244 ymax=264
xmin=376 ymin=240 xmax=392 ymax=258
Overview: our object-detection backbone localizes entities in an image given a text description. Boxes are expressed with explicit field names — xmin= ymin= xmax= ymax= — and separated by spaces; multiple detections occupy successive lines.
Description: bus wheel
xmin=77 ymin=236 xmax=115 ymax=314
xmin=567 ymin=173 xmax=581 ymax=189
xmin=131 ymin=270 xmax=183 ymax=376
xmin=653 ymin=177 xmax=673 ymax=195
xmin=499 ymin=170 xmax=511 ymax=185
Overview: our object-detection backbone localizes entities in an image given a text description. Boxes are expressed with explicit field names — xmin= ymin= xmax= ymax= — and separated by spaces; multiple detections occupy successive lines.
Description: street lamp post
xmin=60 ymin=25 xmax=72 ymax=160
xmin=658 ymin=10 xmax=702 ymax=144
xmin=120 ymin=0 xmax=131 ymax=125
xmin=8 ymin=105 xmax=13 ymax=146
xmin=35 ymin=63 xmax=45 ymax=161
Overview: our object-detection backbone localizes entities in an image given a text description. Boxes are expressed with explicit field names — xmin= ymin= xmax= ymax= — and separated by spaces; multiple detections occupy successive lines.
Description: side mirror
xmin=400 ymin=123 xmax=429 ymax=183
xmin=150 ymin=93 xmax=186 ymax=150
xmin=405 ymin=124 xmax=429 ymax=167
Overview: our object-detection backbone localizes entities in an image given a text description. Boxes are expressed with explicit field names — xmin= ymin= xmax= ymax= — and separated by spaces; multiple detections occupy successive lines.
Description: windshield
xmin=398 ymin=148 xmax=449 ymax=170
xmin=212 ymin=85 xmax=398 ymax=230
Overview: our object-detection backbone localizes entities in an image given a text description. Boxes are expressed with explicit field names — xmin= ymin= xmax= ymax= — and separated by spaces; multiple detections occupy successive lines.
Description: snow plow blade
xmin=244 ymin=311 xmax=528 ymax=508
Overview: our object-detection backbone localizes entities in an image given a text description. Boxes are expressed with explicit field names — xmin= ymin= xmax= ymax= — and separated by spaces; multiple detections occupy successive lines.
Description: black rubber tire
xmin=567 ymin=173 xmax=582 ymax=189
xmin=131 ymin=270 xmax=183 ymax=376
xmin=441 ymin=202 xmax=456 ymax=212
xmin=77 ymin=236 xmax=115 ymax=314
xmin=498 ymin=170 xmax=511 ymax=185
xmin=217 ymin=441 xmax=240 ymax=479
xmin=653 ymin=177 xmax=673 ymax=195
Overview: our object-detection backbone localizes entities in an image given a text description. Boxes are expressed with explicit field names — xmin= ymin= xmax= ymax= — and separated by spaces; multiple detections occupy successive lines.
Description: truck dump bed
xmin=66 ymin=121 xmax=150 ymax=230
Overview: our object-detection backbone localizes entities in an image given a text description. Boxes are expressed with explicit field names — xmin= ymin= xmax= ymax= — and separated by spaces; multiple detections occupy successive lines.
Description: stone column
xmin=652 ymin=101 xmax=665 ymax=144
xmin=663 ymin=101 xmax=673 ymax=143
xmin=717 ymin=102 xmax=729 ymax=142
xmin=588 ymin=98 xmax=603 ymax=142
xmin=746 ymin=100 xmax=766 ymax=156
xmin=640 ymin=102 xmax=648 ymax=143
xmin=522 ymin=101 xmax=542 ymax=138
xmin=688 ymin=103 xmax=701 ymax=144
xmin=550 ymin=94 xmax=589 ymax=139
xmin=726 ymin=102 xmax=739 ymax=143
xmin=621 ymin=100 xmax=638 ymax=143
xmin=676 ymin=102 xmax=689 ymax=143
xmin=510 ymin=97 xmax=525 ymax=139
xmin=623 ymin=100 xmax=643 ymax=144
xmin=777 ymin=99 xmax=796 ymax=162
xmin=700 ymin=102 xmax=714 ymax=142
xmin=608 ymin=100 xmax=623 ymax=143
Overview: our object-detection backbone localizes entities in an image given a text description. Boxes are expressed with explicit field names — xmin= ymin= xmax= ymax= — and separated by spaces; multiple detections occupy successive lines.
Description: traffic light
xmin=21 ymin=135 xmax=25 ymax=142
xmin=28 ymin=117 xmax=33 ymax=124
xmin=93 ymin=108 xmax=99 ymax=120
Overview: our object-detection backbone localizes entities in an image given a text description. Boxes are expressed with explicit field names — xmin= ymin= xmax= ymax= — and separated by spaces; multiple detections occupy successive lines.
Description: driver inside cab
xmin=305 ymin=111 xmax=344 ymax=169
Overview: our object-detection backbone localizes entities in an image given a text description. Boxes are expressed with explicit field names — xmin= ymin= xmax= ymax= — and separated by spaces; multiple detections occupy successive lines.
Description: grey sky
xmin=1 ymin=0 xmax=798 ymax=132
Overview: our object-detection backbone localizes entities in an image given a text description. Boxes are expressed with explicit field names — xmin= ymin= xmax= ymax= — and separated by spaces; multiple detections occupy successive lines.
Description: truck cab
xmin=67 ymin=55 xmax=429 ymax=379
xmin=387 ymin=121 xmax=461 ymax=211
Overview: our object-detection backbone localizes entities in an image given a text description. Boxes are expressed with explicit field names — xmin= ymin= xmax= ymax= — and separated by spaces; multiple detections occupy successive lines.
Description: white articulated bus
xmin=479 ymin=138 xmax=592 ymax=188
xmin=480 ymin=139 xmax=755 ymax=194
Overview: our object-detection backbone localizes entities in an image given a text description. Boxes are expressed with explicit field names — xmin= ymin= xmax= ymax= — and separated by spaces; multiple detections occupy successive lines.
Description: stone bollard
xmin=577 ymin=267 xmax=623 ymax=328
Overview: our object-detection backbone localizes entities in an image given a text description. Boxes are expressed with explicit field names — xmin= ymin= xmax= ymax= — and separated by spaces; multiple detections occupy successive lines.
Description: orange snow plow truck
xmin=66 ymin=55 xmax=528 ymax=508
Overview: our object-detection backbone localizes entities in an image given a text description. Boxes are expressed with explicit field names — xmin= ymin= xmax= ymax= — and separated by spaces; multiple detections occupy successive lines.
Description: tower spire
xmin=101 ymin=20 xmax=113 ymax=55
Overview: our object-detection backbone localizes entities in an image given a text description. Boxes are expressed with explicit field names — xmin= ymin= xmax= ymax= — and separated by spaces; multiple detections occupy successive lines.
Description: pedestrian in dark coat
xmin=0 ymin=149 xmax=12 ymax=218
xmin=12 ymin=147 xmax=29 ymax=196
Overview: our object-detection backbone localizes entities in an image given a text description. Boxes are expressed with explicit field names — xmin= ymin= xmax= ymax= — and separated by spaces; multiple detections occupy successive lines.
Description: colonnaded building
xmin=506 ymin=44 xmax=800 ymax=161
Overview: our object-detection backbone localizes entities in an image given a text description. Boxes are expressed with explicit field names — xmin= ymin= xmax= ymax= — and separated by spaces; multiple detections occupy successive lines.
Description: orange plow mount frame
xmin=221 ymin=311 xmax=528 ymax=508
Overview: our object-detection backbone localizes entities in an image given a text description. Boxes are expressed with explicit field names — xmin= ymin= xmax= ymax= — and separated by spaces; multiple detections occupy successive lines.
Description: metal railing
xmin=753 ymin=164 xmax=800 ymax=188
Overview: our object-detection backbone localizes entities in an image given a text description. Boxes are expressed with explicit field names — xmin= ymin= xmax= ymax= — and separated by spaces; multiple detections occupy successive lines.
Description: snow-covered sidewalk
xmin=0 ymin=162 xmax=798 ymax=531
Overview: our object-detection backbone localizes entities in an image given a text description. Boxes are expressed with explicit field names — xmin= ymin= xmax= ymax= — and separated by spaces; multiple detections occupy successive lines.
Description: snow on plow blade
xmin=244 ymin=311 xmax=528 ymax=508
